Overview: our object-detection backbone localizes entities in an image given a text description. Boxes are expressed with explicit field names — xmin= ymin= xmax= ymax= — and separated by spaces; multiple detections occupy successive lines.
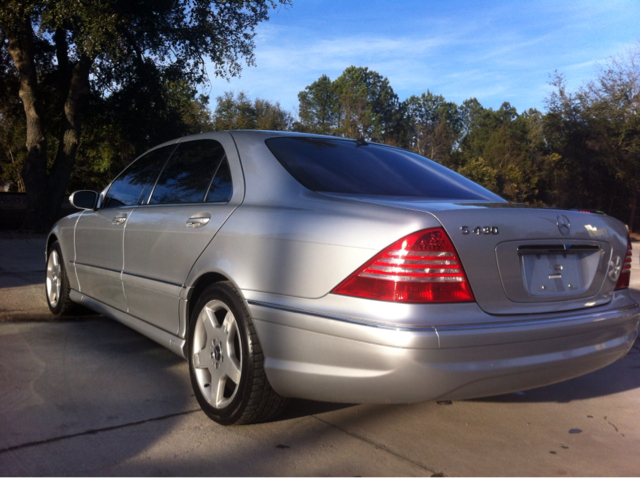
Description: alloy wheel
xmin=46 ymin=249 xmax=62 ymax=308
xmin=192 ymin=299 xmax=242 ymax=409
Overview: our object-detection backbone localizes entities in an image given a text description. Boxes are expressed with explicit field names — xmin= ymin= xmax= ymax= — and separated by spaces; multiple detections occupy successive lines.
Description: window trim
xmin=146 ymin=139 xmax=230 ymax=206
xmin=143 ymin=145 xmax=177 ymax=205
xmin=101 ymin=143 xmax=178 ymax=209
xmin=203 ymin=154 xmax=225 ymax=202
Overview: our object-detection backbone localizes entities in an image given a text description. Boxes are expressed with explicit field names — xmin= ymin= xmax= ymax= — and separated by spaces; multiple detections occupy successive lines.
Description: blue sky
xmin=203 ymin=0 xmax=640 ymax=115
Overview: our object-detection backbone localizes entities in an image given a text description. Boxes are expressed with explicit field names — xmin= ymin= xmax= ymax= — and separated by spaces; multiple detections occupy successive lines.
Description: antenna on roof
xmin=355 ymin=137 xmax=368 ymax=147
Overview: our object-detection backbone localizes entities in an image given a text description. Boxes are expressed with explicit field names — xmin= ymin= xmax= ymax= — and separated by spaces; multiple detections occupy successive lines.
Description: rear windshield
xmin=265 ymin=137 xmax=501 ymax=200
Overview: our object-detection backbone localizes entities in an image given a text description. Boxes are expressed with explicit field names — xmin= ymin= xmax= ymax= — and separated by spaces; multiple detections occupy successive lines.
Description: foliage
xmin=404 ymin=92 xmax=461 ymax=165
xmin=70 ymin=80 xmax=214 ymax=192
xmin=3 ymin=5 xmax=639 ymax=233
xmin=298 ymin=67 xmax=401 ymax=142
xmin=297 ymin=55 xmax=640 ymax=229
xmin=0 ymin=66 xmax=26 ymax=191
xmin=0 ymin=0 xmax=290 ymax=230
xmin=212 ymin=91 xmax=293 ymax=131
xmin=297 ymin=74 xmax=339 ymax=134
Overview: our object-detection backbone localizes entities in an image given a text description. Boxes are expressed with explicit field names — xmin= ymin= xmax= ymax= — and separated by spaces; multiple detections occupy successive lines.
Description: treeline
xmin=2 ymin=49 xmax=639 ymax=230
xmin=210 ymin=54 xmax=640 ymax=230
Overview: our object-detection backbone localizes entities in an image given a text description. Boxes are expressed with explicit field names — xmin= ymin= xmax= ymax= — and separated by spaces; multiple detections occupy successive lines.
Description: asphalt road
xmin=1 ymin=235 xmax=639 ymax=476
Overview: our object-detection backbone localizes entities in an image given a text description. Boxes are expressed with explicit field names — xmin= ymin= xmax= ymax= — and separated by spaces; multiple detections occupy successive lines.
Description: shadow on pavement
xmin=472 ymin=336 xmax=640 ymax=404
xmin=0 ymin=316 xmax=195 ymax=456
xmin=0 ymin=272 xmax=46 ymax=288
xmin=276 ymin=399 xmax=355 ymax=421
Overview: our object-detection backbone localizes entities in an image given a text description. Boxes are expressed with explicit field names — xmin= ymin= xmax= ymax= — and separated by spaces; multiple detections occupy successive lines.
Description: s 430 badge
xmin=461 ymin=226 xmax=499 ymax=235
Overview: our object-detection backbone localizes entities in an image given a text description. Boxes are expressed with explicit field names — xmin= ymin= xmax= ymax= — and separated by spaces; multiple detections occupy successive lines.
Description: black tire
xmin=188 ymin=281 xmax=288 ymax=425
xmin=46 ymin=241 xmax=79 ymax=316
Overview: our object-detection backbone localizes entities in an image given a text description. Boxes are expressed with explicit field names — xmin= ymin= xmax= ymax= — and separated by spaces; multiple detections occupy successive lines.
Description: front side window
xmin=149 ymin=140 xmax=227 ymax=204
xmin=265 ymin=137 xmax=503 ymax=201
xmin=103 ymin=145 xmax=175 ymax=208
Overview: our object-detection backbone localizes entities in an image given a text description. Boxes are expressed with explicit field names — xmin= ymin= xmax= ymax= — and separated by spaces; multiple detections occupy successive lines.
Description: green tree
xmin=0 ymin=0 xmax=290 ymax=231
xmin=65 ymin=79 xmax=214 ymax=193
xmin=332 ymin=66 xmax=400 ymax=142
xmin=542 ymin=73 xmax=616 ymax=215
xmin=297 ymin=74 xmax=339 ymax=134
xmin=404 ymin=91 xmax=461 ymax=165
xmin=456 ymin=102 xmax=543 ymax=203
xmin=254 ymin=98 xmax=294 ymax=131
xmin=583 ymin=48 xmax=640 ymax=230
xmin=212 ymin=91 xmax=293 ymax=131
xmin=297 ymin=67 xmax=403 ymax=143
xmin=0 ymin=57 xmax=26 ymax=191
xmin=213 ymin=91 xmax=258 ymax=130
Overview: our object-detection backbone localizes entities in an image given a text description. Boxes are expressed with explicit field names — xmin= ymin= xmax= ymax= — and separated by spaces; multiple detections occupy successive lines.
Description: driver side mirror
xmin=69 ymin=190 xmax=98 ymax=210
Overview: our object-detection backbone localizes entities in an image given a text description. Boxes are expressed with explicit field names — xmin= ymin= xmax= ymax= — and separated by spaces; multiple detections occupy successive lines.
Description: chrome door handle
xmin=187 ymin=213 xmax=211 ymax=228
xmin=113 ymin=214 xmax=127 ymax=225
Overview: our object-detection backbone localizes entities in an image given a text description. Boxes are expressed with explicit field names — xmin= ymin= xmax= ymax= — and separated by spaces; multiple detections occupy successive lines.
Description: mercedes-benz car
xmin=45 ymin=130 xmax=639 ymax=425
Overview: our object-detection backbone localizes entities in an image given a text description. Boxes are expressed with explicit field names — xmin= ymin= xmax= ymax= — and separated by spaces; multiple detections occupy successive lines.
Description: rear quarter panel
xmin=188 ymin=190 xmax=440 ymax=298
xmin=186 ymin=131 xmax=441 ymax=298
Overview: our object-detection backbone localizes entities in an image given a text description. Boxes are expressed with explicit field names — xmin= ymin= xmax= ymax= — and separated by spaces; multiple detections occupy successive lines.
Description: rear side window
xmin=103 ymin=145 xmax=174 ymax=208
xmin=266 ymin=137 xmax=501 ymax=200
xmin=149 ymin=140 xmax=227 ymax=204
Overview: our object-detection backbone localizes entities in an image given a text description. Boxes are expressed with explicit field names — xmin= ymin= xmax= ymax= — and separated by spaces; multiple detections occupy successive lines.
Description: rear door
xmin=122 ymin=134 xmax=244 ymax=335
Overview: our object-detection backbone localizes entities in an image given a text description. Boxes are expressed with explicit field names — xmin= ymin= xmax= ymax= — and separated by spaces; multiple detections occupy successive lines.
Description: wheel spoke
xmin=222 ymin=310 xmax=241 ymax=384
xmin=214 ymin=376 xmax=227 ymax=407
xmin=193 ymin=349 xmax=210 ymax=369
xmin=222 ymin=310 xmax=235 ymax=335
xmin=226 ymin=356 xmax=242 ymax=385
xmin=202 ymin=307 xmax=218 ymax=338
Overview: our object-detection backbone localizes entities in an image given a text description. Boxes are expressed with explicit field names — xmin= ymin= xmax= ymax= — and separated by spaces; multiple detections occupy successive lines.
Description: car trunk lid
xmin=323 ymin=196 xmax=629 ymax=315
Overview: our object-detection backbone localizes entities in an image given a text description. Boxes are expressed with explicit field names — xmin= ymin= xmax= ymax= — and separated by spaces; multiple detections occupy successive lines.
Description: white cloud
xmin=202 ymin=0 xmax=640 ymax=116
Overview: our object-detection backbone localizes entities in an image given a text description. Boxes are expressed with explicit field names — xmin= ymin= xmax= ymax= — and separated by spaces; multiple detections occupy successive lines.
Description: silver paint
xmin=48 ymin=130 xmax=640 ymax=405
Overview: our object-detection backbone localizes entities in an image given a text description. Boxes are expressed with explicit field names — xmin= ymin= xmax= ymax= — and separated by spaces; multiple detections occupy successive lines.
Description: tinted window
xmin=103 ymin=145 xmax=174 ymax=208
xmin=149 ymin=140 xmax=226 ymax=204
xmin=206 ymin=158 xmax=233 ymax=203
xmin=266 ymin=137 xmax=502 ymax=200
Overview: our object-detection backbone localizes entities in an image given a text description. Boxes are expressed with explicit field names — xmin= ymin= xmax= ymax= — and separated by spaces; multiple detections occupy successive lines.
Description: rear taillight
xmin=615 ymin=234 xmax=633 ymax=290
xmin=332 ymin=228 xmax=475 ymax=303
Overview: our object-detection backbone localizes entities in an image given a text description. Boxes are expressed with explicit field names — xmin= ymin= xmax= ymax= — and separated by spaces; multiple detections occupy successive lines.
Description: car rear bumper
xmin=246 ymin=293 xmax=640 ymax=403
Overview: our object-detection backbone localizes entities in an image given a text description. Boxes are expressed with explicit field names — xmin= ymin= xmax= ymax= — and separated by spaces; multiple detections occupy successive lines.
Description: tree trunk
xmin=7 ymin=20 xmax=50 ymax=231
xmin=7 ymin=23 xmax=92 ymax=231
xmin=47 ymin=55 xmax=93 ymax=225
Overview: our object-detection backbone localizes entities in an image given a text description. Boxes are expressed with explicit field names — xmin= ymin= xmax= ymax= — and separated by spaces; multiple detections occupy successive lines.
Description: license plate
xmin=521 ymin=253 xmax=584 ymax=296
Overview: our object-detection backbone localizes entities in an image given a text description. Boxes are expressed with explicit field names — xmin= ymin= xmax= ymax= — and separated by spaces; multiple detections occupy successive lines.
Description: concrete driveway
xmin=1 ymin=235 xmax=639 ymax=476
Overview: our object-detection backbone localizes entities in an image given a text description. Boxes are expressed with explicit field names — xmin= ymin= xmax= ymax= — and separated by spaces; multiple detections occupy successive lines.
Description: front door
xmin=73 ymin=144 xmax=176 ymax=310
xmin=74 ymin=207 xmax=130 ymax=310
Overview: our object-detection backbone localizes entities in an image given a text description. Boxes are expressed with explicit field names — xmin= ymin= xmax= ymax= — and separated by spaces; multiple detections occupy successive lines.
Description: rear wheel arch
xmin=186 ymin=279 xmax=288 ymax=424
xmin=188 ymin=272 xmax=232 ymax=322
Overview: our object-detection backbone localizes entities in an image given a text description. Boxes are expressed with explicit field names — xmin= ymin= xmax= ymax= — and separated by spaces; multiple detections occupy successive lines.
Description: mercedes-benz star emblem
xmin=557 ymin=214 xmax=571 ymax=235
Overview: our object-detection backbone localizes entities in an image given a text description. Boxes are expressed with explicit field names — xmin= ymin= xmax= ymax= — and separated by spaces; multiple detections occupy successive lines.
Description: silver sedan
xmin=46 ymin=130 xmax=640 ymax=425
